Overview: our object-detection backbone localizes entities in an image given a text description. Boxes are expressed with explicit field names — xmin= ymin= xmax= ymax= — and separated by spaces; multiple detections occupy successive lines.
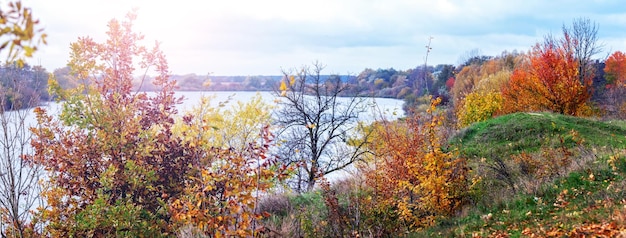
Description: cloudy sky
xmin=24 ymin=0 xmax=626 ymax=76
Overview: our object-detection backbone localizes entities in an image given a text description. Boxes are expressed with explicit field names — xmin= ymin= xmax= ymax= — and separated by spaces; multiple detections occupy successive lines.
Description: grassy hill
xmin=450 ymin=112 xmax=626 ymax=159
xmin=414 ymin=112 xmax=626 ymax=237
xmin=259 ymin=112 xmax=626 ymax=237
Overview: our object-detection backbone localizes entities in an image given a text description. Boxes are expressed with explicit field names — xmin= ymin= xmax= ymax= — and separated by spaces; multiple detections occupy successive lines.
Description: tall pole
xmin=423 ymin=36 xmax=433 ymax=95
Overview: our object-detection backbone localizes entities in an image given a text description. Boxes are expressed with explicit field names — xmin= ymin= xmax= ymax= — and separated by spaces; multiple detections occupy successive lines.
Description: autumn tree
xmin=605 ymin=51 xmax=626 ymax=87
xmin=170 ymin=95 xmax=288 ymax=237
xmin=451 ymin=53 xmax=520 ymax=105
xmin=450 ymin=61 xmax=485 ymax=104
xmin=275 ymin=62 xmax=369 ymax=192
xmin=173 ymin=94 xmax=274 ymax=151
xmin=0 ymin=1 xmax=46 ymax=237
xmin=359 ymin=98 xmax=468 ymax=232
xmin=452 ymin=52 xmax=522 ymax=126
xmin=457 ymin=91 xmax=503 ymax=127
xmin=27 ymin=12 xmax=287 ymax=236
xmin=502 ymin=36 xmax=592 ymax=116
xmin=26 ymin=12 xmax=197 ymax=236
xmin=0 ymin=67 xmax=46 ymax=237
xmin=603 ymin=51 xmax=626 ymax=118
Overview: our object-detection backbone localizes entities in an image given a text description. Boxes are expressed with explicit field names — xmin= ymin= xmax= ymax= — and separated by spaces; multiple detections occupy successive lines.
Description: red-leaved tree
xmin=27 ymin=12 xmax=287 ymax=237
xmin=502 ymin=35 xmax=592 ymax=116
xmin=605 ymin=51 xmax=626 ymax=87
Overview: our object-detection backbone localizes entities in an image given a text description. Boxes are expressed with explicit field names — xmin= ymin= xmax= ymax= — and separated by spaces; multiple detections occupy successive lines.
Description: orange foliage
xmin=605 ymin=51 xmax=626 ymax=87
xmin=170 ymin=126 xmax=289 ymax=237
xmin=26 ymin=12 xmax=287 ymax=236
xmin=360 ymin=98 xmax=468 ymax=230
xmin=28 ymin=12 xmax=185 ymax=236
xmin=451 ymin=64 xmax=482 ymax=102
xmin=502 ymin=40 xmax=592 ymax=116
xmin=451 ymin=54 xmax=522 ymax=105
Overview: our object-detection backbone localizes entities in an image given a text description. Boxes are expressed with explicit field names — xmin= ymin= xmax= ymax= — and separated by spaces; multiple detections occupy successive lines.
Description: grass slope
xmin=413 ymin=112 xmax=626 ymax=237
xmin=418 ymin=166 xmax=626 ymax=237
xmin=261 ymin=112 xmax=626 ymax=237
xmin=451 ymin=112 xmax=626 ymax=159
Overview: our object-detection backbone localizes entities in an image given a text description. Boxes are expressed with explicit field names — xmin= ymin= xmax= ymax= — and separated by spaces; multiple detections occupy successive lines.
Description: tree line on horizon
xmin=24 ymin=43 xmax=618 ymax=118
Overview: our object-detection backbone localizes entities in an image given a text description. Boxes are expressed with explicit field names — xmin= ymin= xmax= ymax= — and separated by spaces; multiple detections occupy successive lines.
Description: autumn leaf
xmin=358 ymin=97 xmax=468 ymax=230
xmin=502 ymin=39 xmax=592 ymax=116
xmin=605 ymin=51 xmax=626 ymax=87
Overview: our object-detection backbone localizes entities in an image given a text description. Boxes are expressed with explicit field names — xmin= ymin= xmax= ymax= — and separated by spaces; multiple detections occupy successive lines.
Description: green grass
xmin=450 ymin=112 xmax=626 ymax=159
xmin=411 ymin=113 xmax=626 ymax=237
xmin=416 ymin=160 xmax=626 ymax=237
xmin=261 ymin=112 xmax=626 ymax=237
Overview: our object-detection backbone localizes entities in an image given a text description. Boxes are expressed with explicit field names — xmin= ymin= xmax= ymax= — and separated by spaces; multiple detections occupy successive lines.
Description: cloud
xmin=23 ymin=0 xmax=626 ymax=75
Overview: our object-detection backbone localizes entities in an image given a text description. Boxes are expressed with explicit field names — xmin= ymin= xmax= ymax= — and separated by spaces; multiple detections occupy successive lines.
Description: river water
xmin=176 ymin=91 xmax=405 ymax=122
xmin=35 ymin=91 xmax=404 ymax=121
xmin=11 ymin=91 xmax=404 ymax=185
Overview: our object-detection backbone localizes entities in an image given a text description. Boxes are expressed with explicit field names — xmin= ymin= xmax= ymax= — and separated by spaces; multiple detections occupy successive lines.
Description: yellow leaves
xmin=457 ymin=91 xmax=503 ymax=127
xmin=359 ymin=97 xmax=468 ymax=229
xmin=175 ymin=93 xmax=273 ymax=152
xmin=607 ymin=153 xmax=624 ymax=172
xmin=202 ymin=78 xmax=212 ymax=87
xmin=0 ymin=1 xmax=46 ymax=65
xmin=289 ymin=75 xmax=296 ymax=86
xmin=172 ymin=156 xmax=284 ymax=236
xmin=279 ymin=76 xmax=296 ymax=97
xmin=169 ymin=123 xmax=287 ymax=236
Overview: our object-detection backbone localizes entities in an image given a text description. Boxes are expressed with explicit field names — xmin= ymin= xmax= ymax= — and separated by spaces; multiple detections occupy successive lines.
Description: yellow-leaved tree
xmin=173 ymin=93 xmax=273 ymax=151
xmin=452 ymin=53 xmax=522 ymax=127
xmin=359 ymin=97 xmax=468 ymax=234
xmin=170 ymin=93 xmax=289 ymax=237
xmin=457 ymin=91 xmax=503 ymax=127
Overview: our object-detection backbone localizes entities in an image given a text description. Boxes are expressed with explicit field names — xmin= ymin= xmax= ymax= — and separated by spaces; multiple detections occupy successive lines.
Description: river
xmin=176 ymin=91 xmax=405 ymax=122
xmin=10 ymin=91 xmax=404 ymax=185
xmin=36 ymin=91 xmax=404 ymax=121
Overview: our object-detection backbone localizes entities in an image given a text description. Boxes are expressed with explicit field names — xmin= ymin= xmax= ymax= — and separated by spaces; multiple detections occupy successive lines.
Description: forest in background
xmin=46 ymin=47 xmax=619 ymax=117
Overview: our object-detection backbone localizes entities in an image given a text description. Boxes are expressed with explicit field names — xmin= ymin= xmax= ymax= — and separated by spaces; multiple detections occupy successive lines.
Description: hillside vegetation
xmin=418 ymin=112 xmax=626 ymax=237
xmin=451 ymin=112 xmax=626 ymax=159
xmin=264 ymin=112 xmax=626 ymax=237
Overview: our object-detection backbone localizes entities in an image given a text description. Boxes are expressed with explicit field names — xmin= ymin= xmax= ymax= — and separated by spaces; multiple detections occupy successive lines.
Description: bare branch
xmin=274 ymin=62 xmax=369 ymax=192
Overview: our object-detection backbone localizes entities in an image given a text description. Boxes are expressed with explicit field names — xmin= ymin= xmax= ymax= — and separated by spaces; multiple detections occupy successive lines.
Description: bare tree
xmin=0 ymin=1 xmax=47 ymax=236
xmin=274 ymin=62 xmax=370 ymax=192
xmin=0 ymin=65 xmax=44 ymax=237
xmin=562 ymin=17 xmax=603 ymax=86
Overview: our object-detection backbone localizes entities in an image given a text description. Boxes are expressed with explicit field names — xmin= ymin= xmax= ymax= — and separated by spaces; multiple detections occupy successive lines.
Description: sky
xmin=23 ymin=0 xmax=626 ymax=76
